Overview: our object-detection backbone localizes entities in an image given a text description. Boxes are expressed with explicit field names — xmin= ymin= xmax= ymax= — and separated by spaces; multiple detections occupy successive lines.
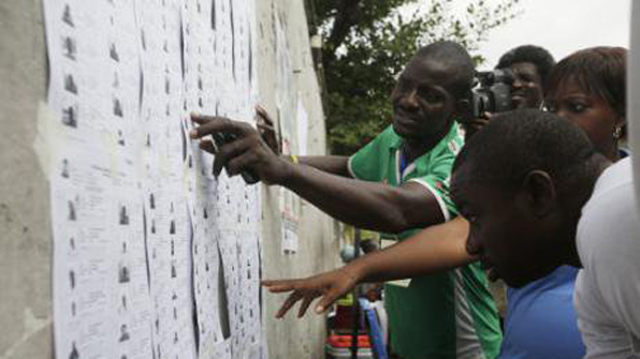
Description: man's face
xmin=508 ymin=62 xmax=544 ymax=109
xmin=390 ymin=58 xmax=457 ymax=140
xmin=451 ymin=169 xmax=562 ymax=287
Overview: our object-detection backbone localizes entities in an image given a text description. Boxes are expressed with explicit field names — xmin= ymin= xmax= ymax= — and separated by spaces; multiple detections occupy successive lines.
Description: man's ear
xmin=520 ymin=170 xmax=557 ymax=217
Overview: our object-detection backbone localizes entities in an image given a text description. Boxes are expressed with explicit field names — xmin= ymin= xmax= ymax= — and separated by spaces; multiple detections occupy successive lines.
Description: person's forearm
xmin=345 ymin=217 xmax=476 ymax=283
xmin=285 ymin=155 xmax=350 ymax=177
xmin=278 ymin=163 xmax=442 ymax=233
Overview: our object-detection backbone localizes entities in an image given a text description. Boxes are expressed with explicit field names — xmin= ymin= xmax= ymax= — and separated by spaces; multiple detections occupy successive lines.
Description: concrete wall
xmin=255 ymin=1 xmax=341 ymax=358
xmin=0 ymin=1 xmax=53 ymax=358
xmin=0 ymin=1 xmax=339 ymax=358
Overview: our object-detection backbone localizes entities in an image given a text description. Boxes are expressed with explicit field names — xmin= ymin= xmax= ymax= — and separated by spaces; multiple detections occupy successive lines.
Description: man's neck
xmin=401 ymin=126 xmax=451 ymax=163
xmin=401 ymin=140 xmax=431 ymax=163
xmin=562 ymin=157 xmax=613 ymax=268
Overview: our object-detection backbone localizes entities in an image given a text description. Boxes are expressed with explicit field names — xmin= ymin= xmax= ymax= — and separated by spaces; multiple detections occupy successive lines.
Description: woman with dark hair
xmin=545 ymin=46 xmax=627 ymax=161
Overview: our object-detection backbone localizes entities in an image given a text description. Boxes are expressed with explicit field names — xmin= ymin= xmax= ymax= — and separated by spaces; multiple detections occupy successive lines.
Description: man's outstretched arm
xmin=279 ymin=164 xmax=444 ymax=232
xmin=295 ymin=156 xmax=351 ymax=177
xmin=190 ymin=114 xmax=445 ymax=233
xmin=262 ymin=217 xmax=475 ymax=318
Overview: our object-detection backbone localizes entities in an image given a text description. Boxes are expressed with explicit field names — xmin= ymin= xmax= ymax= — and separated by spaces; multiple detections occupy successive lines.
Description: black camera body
xmin=472 ymin=68 xmax=515 ymax=118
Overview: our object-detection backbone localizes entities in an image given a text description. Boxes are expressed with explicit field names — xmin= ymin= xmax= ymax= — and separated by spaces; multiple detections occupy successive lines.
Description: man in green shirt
xmin=190 ymin=41 xmax=502 ymax=359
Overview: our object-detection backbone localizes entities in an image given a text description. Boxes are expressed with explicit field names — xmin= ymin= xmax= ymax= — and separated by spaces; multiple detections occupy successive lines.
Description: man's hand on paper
xmin=255 ymin=105 xmax=281 ymax=155
xmin=190 ymin=112 xmax=290 ymax=184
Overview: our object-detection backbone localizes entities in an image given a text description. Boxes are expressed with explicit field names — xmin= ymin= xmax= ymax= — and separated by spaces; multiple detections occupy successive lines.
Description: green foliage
xmin=311 ymin=0 xmax=521 ymax=155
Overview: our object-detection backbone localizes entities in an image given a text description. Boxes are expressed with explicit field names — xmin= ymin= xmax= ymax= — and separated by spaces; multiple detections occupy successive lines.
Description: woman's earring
xmin=613 ymin=125 xmax=623 ymax=140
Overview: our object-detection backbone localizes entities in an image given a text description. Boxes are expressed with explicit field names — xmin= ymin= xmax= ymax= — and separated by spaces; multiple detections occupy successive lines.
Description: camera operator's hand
xmin=261 ymin=267 xmax=360 ymax=318
xmin=463 ymin=112 xmax=493 ymax=140
xmin=255 ymin=105 xmax=282 ymax=155
xmin=190 ymin=113 xmax=291 ymax=184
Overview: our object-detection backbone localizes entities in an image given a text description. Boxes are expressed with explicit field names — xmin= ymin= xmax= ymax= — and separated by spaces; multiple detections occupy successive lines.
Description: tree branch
xmin=325 ymin=0 xmax=363 ymax=65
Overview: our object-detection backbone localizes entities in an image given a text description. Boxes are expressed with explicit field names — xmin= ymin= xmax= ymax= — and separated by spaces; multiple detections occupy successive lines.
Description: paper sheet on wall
xmin=44 ymin=1 xmax=265 ymax=359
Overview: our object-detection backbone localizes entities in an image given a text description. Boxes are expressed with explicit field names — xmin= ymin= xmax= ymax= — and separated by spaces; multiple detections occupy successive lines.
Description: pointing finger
xmin=261 ymin=280 xmax=297 ymax=293
xmin=190 ymin=114 xmax=246 ymax=138
xmin=255 ymin=105 xmax=273 ymax=125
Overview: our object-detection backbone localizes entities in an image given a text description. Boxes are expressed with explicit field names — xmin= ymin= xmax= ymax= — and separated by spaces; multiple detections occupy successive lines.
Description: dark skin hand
xmin=255 ymin=105 xmax=282 ymax=155
xmin=190 ymin=114 xmax=445 ymax=233
xmin=255 ymin=104 xmax=351 ymax=177
xmin=262 ymin=216 xmax=475 ymax=318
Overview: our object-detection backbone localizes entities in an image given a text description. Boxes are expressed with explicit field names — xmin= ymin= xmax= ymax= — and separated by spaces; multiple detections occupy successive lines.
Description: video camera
xmin=472 ymin=68 xmax=515 ymax=118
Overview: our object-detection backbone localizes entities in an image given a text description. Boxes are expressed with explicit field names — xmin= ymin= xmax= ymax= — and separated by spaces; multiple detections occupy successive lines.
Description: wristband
xmin=289 ymin=155 xmax=299 ymax=164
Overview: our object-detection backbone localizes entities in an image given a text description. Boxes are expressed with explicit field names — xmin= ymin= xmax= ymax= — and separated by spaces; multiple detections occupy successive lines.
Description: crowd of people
xmin=189 ymin=39 xmax=639 ymax=359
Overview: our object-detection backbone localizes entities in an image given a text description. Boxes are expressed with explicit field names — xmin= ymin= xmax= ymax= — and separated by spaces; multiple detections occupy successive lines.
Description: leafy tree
xmin=307 ymin=0 xmax=521 ymax=154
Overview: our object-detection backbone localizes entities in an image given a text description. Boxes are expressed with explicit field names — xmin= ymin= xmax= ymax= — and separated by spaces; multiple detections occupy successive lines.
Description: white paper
xmin=45 ymin=1 xmax=266 ymax=359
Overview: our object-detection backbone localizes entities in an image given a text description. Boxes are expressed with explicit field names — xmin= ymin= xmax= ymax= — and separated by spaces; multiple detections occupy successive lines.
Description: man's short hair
xmin=545 ymin=46 xmax=627 ymax=117
xmin=414 ymin=40 xmax=475 ymax=101
xmin=453 ymin=109 xmax=603 ymax=195
xmin=496 ymin=45 xmax=556 ymax=84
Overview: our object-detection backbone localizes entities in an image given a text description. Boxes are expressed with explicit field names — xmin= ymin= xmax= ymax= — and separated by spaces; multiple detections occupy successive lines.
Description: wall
xmin=255 ymin=1 xmax=341 ymax=358
xmin=0 ymin=1 xmax=339 ymax=358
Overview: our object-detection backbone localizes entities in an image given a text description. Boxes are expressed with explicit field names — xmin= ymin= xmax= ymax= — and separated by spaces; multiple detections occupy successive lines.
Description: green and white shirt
xmin=348 ymin=123 xmax=502 ymax=359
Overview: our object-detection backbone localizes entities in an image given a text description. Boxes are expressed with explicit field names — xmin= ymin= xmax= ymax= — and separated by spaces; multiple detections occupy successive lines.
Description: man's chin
xmin=392 ymin=121 xmax=413 ymax=139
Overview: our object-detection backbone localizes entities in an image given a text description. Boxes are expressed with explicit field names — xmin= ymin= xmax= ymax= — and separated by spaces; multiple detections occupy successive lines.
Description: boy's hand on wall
xmin=261 ymin=267 xmax=359 ymax=318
